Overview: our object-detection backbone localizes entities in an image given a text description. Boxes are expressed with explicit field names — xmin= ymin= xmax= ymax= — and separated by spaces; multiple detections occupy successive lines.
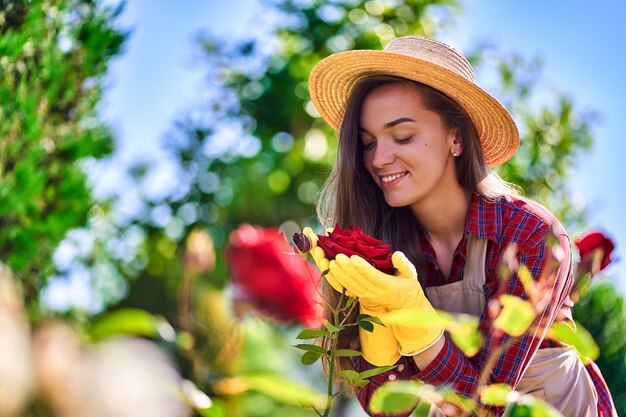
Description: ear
xmin=452 ymin=128 xmax=462 ymax=146
xmin=449 ymin=128 xmax=463 ymax=156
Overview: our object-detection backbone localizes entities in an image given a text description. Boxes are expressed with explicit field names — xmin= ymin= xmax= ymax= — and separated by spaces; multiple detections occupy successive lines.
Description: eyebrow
xmin=359 ymin=117 xmax=416 ymax=133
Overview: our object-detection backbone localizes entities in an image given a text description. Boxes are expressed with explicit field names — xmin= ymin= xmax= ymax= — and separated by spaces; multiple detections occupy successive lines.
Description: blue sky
xmin=96 ymin=0 xmax=626 ymax=293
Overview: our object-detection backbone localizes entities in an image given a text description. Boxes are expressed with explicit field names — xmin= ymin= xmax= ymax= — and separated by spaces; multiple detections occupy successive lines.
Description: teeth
xmin=381 ymin=172 xmax=406 ymax=183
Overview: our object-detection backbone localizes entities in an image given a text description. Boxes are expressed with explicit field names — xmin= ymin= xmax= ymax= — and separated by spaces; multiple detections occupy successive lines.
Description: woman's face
xmin=359 ymin=83 xmax=460 ymax=210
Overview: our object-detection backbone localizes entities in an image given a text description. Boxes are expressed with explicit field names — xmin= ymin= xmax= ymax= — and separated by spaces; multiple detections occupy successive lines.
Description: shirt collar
xmin=464 ymin=192 xmax=503 ymax=244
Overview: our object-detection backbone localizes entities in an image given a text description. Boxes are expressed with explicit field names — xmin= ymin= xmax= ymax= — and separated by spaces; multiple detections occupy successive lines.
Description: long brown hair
xmin=316 ymin=75 xmax=518 ymax=378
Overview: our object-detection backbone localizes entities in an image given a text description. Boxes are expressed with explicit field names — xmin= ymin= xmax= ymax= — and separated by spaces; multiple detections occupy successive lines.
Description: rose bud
xmin=292 ymin=232 xmax=312 ymax=254
xmin=575 ymin=230 xmax=615 ymax=273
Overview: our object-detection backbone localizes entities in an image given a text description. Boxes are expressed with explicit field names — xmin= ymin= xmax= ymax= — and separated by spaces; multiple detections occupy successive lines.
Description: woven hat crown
xmin=383 ymin=36 xmax=476 ymax=84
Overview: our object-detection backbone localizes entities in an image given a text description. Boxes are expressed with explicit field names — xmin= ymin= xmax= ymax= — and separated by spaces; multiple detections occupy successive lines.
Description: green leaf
xmin=359 ymin=365 xmax=397 ymax=380
xmin=357 ymin=320 xmax=374 ymax=332
xmin=323 ymin=320 xmax=342 ymax=333
xmin=413 ymin=401 xmax=432 ymax=417
xmin=506 ymin=396 xmax=563 ymax=417
xmin=296 ymin=328 xmax=327 ymax=339
xmin=345 ymin=297 xmax=355 ymax=309
xmin=480 ymin=384 xmax=512 ymax=406
xmin=357 ymin=313 xmax=385 ymax=326
xmin=370 ymin=381 xmax=424 ymax=414
xmin=241 ymin=374 xmax=328 ymax=409
xmin=493 ymin=295 xmax=537 ymax=337
xmin=547 ymin=321 xmax=600 ymax=360
xmin=334 ymin=349 xmax=362 ymax=357
xmin=88 ymin=308 xmax=159 ymax=341
xmin=354 ymin=380 xmax=369 ymax=388
xmin=301 ymin=351 xmax=323 ymax=365
xmin=378 ymin=308 xmax=446 ymax=329
xmin=526 ymin=397 xmax=563 ymax=417
xmin=516 ymin=265 xmax=536 ymax=297
xmin=337 ymin=369 xmax=360 ymax=382
xmin=443 ymin=313 xmax=482 ymax=357
xmin=293 ymin=344 xmax=327 ymax=355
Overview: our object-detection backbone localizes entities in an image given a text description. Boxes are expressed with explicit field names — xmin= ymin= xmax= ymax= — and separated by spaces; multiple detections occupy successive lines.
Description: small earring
xmin=452 ymin=151 xmax=458 ymax=157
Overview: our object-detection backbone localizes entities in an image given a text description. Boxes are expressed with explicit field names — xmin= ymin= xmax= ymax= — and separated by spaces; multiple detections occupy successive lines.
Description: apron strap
xmin=463 ymin=234 xmax=488 ymax=287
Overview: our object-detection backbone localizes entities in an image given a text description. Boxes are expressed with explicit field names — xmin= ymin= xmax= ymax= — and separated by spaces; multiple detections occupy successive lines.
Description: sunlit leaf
xmin=370 ymin=381 xmax=425 ymax=414
xmin=296 ymin=328 xmax=327 ymax=339
xmin=378 ymin=308 xmax=446 ymax=329
xmin=526 ymin=397 xmax=564 ymax=417
xmin=516 ymin=265 xmax=536 ymax=297
xmin=413 ymin=401 xmax=432 ymax=417
xmin=381 ymin=309 xmax=481 ymax=356
xmin=480 ymin=384 xmax=512 ymax=406
xmin=506 ymin=395 xmax=564 ymax=417
xmin=493 ymin=295 xmax=536 ymax=336
xmin=88 ymin=308 xmax=159 ymax=341
xmin=239 ymin=374 xmax=328 ymax=409
xmin=441 ymin=312 xmax=482 ymax=357
xmin=547 ymin=321 xmax=599 ymax=361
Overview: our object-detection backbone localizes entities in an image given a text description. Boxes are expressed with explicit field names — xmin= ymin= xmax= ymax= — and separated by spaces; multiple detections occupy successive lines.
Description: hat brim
xmin=309 ymin=50 xmax=519 ymax=167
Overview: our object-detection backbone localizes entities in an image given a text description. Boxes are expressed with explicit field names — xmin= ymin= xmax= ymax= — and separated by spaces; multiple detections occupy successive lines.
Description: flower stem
xmin=322 ymin=308 xmax=341 ymax=417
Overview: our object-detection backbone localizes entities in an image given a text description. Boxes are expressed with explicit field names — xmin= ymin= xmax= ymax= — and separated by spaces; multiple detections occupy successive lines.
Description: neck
xmin=410 ymin=182 xmax=472 ymax=249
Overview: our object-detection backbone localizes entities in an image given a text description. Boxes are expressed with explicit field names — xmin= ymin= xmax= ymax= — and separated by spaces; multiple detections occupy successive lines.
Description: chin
xmin=383 ymin=196 xmax=413 ymax=208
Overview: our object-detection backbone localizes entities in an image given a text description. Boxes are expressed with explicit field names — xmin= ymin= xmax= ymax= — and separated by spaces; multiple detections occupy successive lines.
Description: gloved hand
xmin=303 ymin=227 xmax=400 ymax=366
xmin=329 ymin=252 xmax=444 ymax=356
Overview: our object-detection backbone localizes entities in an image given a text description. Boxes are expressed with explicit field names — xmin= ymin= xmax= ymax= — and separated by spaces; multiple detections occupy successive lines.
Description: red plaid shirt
xmin=352 ymin=193 xmax=616 ymax=416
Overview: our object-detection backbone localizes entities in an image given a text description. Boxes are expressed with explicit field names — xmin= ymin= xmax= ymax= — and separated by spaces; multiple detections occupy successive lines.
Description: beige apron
xmin=424 ymin=234 xmax=598 ymax=417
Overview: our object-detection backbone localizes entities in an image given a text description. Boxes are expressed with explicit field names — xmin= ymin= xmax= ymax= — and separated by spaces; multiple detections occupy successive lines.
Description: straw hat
xmin=308 ymin=36 xmax=519 ymax=167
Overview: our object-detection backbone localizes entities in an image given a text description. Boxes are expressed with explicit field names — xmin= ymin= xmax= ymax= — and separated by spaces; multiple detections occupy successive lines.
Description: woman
xmin=304 ymin=36 xmax=616 ymax=416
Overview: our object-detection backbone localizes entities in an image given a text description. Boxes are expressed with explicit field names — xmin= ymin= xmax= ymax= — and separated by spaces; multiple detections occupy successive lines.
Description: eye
xmin=362 ymin=140 xmax=376 ymax=150
xmin=395 ymin=136 xmax=413 ymax=144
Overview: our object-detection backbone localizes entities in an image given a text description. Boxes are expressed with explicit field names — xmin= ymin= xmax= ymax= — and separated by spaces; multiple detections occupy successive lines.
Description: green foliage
xmin=119 ymin=0 xmax=460 ymax=294
xmin=548 ymin=321 xmax=599 ymax=361
xmin=493 ymin=295 xmax=536 ymax=337
xmin=573 ymin=281 xmax=626 ymax=416
xmin=480 ymin=51 xmax=595 ymax=228
xmin=0 ymin=0 xmax=125 ymax=306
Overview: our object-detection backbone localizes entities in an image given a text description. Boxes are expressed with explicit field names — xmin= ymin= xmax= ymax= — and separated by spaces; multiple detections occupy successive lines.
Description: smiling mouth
xmin=380 ymin=172 xmax=408 ymax=184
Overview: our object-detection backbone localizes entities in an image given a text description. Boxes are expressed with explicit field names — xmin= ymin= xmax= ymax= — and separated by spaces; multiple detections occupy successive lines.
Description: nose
xmin=371 ymin=140 xmax=396 ymax=169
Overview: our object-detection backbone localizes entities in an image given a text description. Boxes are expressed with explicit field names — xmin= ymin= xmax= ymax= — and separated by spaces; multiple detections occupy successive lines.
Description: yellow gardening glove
xmin=329 ymin=252 xmax=444 ymax=356
xmin=302 ymin=227 xmax=400 ymax=366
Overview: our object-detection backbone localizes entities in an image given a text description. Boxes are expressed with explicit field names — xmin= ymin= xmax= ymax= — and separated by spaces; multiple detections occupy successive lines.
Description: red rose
xmin=225 ymin=224 xmax=323 ymax=327
xmin=575 ymin=230 xmax=615 ymax=272
xmin=317 ymin=224 xmax=394 ymax=274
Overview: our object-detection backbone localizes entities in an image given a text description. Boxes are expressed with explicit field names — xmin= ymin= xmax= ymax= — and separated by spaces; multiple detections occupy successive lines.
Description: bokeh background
xmin=1 ymin=0 xmax=625 ymax=416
